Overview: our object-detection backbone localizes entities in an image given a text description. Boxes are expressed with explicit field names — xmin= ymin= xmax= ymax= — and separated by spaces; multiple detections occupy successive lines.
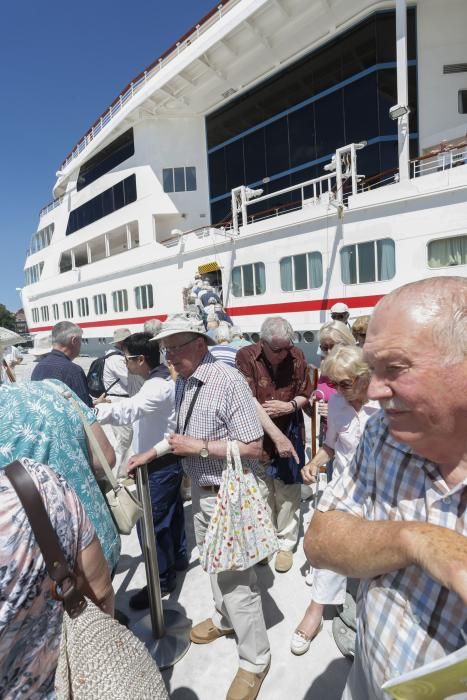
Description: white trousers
xmin=108 ymin=396 xmax=133 ymax=476
xmin=312 ymin=568 xmax=347 ymax=605
xmin=255 ymin=462 xmax=301 ymax=551
xmin=191 ymin=484 xmax=271 ymax=673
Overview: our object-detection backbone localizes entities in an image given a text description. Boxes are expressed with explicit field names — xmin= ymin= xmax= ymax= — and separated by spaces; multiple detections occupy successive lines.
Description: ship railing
xmin=39 ymin=195 xmax=64 ymax=218
xmin=58 ymin=0 xmax=242 ymax=172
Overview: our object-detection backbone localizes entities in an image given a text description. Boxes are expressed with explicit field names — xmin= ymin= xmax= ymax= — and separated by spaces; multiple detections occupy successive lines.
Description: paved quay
xmin=16 ymin=353 xmax=351 ymax=699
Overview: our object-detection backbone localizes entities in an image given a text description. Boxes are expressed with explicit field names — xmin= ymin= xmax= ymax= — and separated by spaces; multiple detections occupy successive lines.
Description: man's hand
xmin=301 ymin=461 xmax=319 ymax=485
xmin=273 ymin=433 xmax=299 ymax=462
xmin=262 ymin=400 xmax=293 ymax=418
xmin=168 ymin=433 xmax=202 ymax=457
xmin=93 ymin=393 xmax=111 ymax=406
xmin=127 ymin=448 xmax=157 ymax=476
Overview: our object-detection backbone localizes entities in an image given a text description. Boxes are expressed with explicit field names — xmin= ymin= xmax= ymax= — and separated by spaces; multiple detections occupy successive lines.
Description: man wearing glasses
xmin=236 ymin=317 xmax=313 ymax=574
xmin=127 ymin=314 xmax=270 ymax=700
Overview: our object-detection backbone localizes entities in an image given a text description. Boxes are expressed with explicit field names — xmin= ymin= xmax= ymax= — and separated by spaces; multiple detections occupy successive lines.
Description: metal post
xmin=396 ymin=0 xmax=410 ymax=181
xmin=131 ymin=463 xmax=191 ymax=669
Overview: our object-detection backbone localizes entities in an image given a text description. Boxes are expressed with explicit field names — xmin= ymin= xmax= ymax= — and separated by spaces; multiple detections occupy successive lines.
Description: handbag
xmin=200 ymin=440 xmax=279 ymax=574
xmin=44 ymin=380 xmax=143 ymax=535
xmin=267 ymin=409 xmax=306 ymax=485
xmin=4 ymin=459 xmax=168 ymax=700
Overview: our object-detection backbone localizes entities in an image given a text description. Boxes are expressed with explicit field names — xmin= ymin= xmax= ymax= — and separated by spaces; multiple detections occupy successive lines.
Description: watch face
xmin=199 ymin=447 xmax=209 ymax=458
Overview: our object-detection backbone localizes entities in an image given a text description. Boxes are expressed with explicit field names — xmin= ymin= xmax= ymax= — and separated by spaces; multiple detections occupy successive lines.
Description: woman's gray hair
xmin=51 ymin=321 xmax=82 ymax=346
xmin=260 ymin=316 xmax=294 ymax=344
xmin=144 ymin=319 xmax=162 ymax=338
xmin=230 ymin=325 xmax=243 ymax=339
xmin=321 ymin=344 xmax=370 ymax=382
xmin=214 ymin=323 xmax=232 ymax=344
xmin=319 ymin=320 xmax=355 ymax=347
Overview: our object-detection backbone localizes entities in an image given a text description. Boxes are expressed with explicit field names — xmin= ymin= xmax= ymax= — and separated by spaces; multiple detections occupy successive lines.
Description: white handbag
xmin=45 ymin=380 xmax=143 ymax=535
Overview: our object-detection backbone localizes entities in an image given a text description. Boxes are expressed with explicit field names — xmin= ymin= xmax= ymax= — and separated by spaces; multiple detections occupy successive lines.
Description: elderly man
xmin=236 ymin=317 xmax=313 ymax=572
xmin=31 ymin=321 xmax=92 ymax=406
xmin=128 ymin=314 xmax=270 ymax=700
xmin=305 ymin=277 xmax=467 ymax=699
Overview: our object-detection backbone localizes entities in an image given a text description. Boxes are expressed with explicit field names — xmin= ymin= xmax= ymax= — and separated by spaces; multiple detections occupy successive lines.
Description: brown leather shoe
xmin=226 ymin=663 xmax=270 ymax=700
xmin=190 ymin=618 xmax=234 ymax=644
xmin=275 ymin=550 xmax=293 ymax=572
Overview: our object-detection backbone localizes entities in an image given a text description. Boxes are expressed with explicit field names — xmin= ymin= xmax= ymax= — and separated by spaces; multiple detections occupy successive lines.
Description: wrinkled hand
xmin=93 ymin=393 xmax=111 ymax=406
xmin=273 ymin=433 xmax=299 ymax=463
xmin=301 ymin=461 xmax=319 ymax=485
xmin=262 ymin=400 xmax=293 ymax=418
xmin=126 ymin=448 xmax=156 ymax=476
xmin=168 ymin=433 xmax=202 ymax=457
xmin=317 ymin=400 xmax=328 ymax=417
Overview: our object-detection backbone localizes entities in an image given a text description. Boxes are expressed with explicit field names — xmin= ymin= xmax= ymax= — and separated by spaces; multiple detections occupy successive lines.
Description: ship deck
xmin=17 ymin=354 xmax=351 ymax=699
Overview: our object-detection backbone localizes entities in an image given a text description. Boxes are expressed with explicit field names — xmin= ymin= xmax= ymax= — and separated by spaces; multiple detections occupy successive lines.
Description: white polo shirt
xmin=324 ymin=393 xmax=380 ymax=476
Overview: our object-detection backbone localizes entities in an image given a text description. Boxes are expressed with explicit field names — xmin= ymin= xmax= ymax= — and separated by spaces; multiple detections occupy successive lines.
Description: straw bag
xmin=45 ymin=380 xmax=143 ymax=535
xmin=4 ymin=460 xmax=168 ymax=700
xmin=200 ymin=440 xmax=279 ymax=574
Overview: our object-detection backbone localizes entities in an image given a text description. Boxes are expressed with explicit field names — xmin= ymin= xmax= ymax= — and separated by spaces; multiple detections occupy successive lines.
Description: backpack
xmin=86 ymin=351 xmax=121 ymax=398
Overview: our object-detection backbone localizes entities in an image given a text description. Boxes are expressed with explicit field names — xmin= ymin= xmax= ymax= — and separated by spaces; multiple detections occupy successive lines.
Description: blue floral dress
xmin=0 ymin=458 xmax=94 ymax=698
xmin=0 ymin=380 xmax=120 ymax=571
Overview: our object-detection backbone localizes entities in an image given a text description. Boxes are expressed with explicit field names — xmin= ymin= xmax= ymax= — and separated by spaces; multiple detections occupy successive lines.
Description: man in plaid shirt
xmin=306 ymin=277 xmax=467 ymax=699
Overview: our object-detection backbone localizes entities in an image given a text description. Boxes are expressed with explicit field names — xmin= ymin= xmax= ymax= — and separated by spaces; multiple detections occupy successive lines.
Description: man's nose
xmin=367 ymin=373 xmax=392 ymax=401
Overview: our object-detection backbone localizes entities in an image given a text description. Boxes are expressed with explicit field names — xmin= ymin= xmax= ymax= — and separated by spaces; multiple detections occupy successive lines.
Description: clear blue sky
xmin=0 ymin=0 xmax=215 ymax=312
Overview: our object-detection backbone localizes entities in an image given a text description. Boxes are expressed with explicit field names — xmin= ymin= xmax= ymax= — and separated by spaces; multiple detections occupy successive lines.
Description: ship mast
xmin=396 ymin=0 xmax=410 ymax=181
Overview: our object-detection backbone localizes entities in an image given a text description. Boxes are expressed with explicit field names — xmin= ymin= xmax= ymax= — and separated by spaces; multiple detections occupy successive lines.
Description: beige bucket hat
xmin=153 ymin=313 xmax=215 ymax=346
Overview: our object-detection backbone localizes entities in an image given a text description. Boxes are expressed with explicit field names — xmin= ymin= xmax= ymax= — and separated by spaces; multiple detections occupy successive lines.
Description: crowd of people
xmin=0 ymin=275 xmax=466 ymax=700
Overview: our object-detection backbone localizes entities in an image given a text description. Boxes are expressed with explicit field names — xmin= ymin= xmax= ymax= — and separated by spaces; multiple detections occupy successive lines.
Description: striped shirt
xmin=175 ymin=352 xmax=263 ymax=486
xmin=209 ymin=344 xmax=238 ymax=367
xmin=319 ymin=410 xmax=467 ymax=697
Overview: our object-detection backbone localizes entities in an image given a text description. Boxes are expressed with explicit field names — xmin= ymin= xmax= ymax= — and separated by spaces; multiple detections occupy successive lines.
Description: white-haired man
xmin=306 ymin=277 xmax=467 ymax=699
xmin=127 ymin=314 xmax=270 ymax=700
xmin=236 ymin=317 xmax=312 ymax=572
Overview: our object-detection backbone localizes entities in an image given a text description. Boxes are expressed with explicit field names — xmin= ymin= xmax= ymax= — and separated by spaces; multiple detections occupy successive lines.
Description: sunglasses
xmin=124 ymin=354 xmax=142 ymax=363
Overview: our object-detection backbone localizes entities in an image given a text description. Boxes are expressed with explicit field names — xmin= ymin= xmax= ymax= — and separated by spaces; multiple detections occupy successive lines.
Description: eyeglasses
xmin=162 ymin=337 xmax=198 ymax=355
xmin=330 ymin=378 xmax=355 ymax=390
xmin=124 ymin=354 xmax=142 ymax=363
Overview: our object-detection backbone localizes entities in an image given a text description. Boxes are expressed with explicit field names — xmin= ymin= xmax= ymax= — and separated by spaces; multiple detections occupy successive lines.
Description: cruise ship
xmin=20 ymin=0 xmax=467 ymax=359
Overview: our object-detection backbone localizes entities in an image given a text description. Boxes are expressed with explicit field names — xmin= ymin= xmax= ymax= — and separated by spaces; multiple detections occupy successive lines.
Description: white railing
xmin=411 ymin=145 xmax=467 ymax=177
xmin=39 ymin=195 xmax=64 ymax=218
xmin=59 ymin=0 xmax=241 ymax=171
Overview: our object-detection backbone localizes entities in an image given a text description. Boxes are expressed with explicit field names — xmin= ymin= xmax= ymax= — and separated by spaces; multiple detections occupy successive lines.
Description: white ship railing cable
xmin=57 ymin=0 xmax=241 ymax=173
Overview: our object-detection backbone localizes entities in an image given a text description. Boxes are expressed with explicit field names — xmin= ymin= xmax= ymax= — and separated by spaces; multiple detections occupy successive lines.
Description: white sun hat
xmin=112 ymin=328 xmax=131 ymax=344
xmin=152 ymin=313 xmax=215 ymax=346
xmin=330 ymin=302 xmax=349 ymax=314
xmin=31 ymin=332 xmax=53 ymax=357
xmin=0 ymin=327 xmax=23 ymax=350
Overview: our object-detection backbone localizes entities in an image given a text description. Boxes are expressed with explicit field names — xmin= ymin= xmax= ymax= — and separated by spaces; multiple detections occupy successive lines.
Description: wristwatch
xmin=199 ymin=440 xmax=209 ymax=458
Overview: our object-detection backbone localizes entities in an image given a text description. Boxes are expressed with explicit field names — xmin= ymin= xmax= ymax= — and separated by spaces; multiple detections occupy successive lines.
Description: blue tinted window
xmin=265 ymin=117 xmax=290 ymax=176
xmin=66 ymin=175 xmax=136 ymax=235
xmin=315 ymin=90 xmax=345 ymax=159
xmin=186 ymin=167 xmax=197 ymax=191
xmin=344 ymin=73 xmax=379 ymax=143
xmin=289 ymin=104 xmax=315 ymax=168
xmin=163 ymin=168 xmax=174 ymax=192
xmin=208 ymin=149 xmax=227 ymax=198
xmin=174 ymin=167 xmax=185 ymax=192
xmin=244 ymin=129 xmax=266 ymax=184
xmin=225 ymin=140 xmax=245 ymax=191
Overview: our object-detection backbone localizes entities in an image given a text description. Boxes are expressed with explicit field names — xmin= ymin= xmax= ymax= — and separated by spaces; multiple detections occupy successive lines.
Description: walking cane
xmin=131 ymin=463 xmax=191 ymax=669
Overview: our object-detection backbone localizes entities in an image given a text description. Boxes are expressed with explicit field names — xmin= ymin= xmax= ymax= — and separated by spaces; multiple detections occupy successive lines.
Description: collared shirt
xmin=31 ymin=349 xmax=92 ymax=407
xmin=102 ymin=349 xmax=129 ymax=397
xmin=0 ymin=380 xmax=120 ymax=571
xmin=96 ymin=365 xmax=175 ymax=453
xmin=318 ymin=411 xmax=467 ymax=698
xmin=175 ymin=352 xmax=263 ymax=486
xmin=236 ymin=341 xmax=313 ymax=458
xmin=324 ymin=394 xmax=379 ymax=476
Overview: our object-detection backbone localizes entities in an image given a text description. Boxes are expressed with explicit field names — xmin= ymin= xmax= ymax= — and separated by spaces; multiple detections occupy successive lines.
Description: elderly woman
xmin=290 ymin=345 xmax=379 ymax=655
xmin=351 ymin=315 xmax=371 ymax=348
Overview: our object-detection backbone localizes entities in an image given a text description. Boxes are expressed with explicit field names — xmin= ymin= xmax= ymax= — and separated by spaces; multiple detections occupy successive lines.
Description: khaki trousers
xmin=191 ymin=483 xmax=271 ymax=673
xmin=255 ymin=461 xmax=301 ymax=551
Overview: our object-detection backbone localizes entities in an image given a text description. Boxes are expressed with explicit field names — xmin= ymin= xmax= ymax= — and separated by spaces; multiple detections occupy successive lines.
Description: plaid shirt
xmin=175 ymin=352 xmax=263 ymax=486
xmin=319 ymin=410 xmax=467 ymax=696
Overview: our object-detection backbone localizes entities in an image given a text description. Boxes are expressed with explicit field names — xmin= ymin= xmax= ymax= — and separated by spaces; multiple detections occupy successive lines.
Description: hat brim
xmin=31 ymin=348 xmax=52 ymax=356
xmin=152 ymin=328 xmax=216 ymax=346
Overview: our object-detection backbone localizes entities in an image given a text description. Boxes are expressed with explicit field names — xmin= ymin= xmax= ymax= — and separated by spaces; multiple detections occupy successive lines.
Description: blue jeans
xmin=137 ymin=460 xmax=186 ymax=587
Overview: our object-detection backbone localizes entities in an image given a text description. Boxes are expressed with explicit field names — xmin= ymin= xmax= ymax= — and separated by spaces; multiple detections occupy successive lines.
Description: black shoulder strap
xmin=4 ymin=460 xmax=87 ymax=618
xmin=176 ymin=381 xmax=203 ymax=435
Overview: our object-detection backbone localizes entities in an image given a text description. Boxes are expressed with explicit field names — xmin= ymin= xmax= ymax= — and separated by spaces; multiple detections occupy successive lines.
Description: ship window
xmin=24 ymin=261 xmax=44 ymax=286
xmin=63 ymin=301 xmax=74 ymax=319
xmin=427 ymin=235 xmax=467 ymax=268
xmin=77 ymin=297 xmax=90 ymax=317
xmin=28 ymin=223 xmax=54 ymax=256
xmin=32 ymin=309 xmax=39 ymax=323
xmin=66 ymin=174 xmax=137 ymax=235
xmin=93 ymin=294 xmax=107 ymax=316
xmin=458 ymin=90 xmax=467 ymax=114
xmin=112 ymin=289 xmax=128 ymax=313
xmin=52 ymin=304 xmax=59 ymax=321
xmin=232 ymin=262 xmax=266 ymax=297
xmin=135 ymin=285 xmax=154 ymax=310
xmin=162 ymin=167 xmax=197 ymax=193
xmin=59 ymin=251 xmax=73 ymax=274
xmin=74 ymin=244 xmax=88 ymax=268
xmin=341 ymin=238 xmax=395 ymax=284
xmin=280 ymin=252 xmax=323 ymax=291
xmin=40 ymin=306 xmax=49 ymax=322
xmin=77 ymin=128 xmax=134 ymax=191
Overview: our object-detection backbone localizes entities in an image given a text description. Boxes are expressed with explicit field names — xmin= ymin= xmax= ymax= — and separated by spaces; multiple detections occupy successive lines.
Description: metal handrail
xmin=58 ymin=0 xmax=241 ymax=172
xmin=39 ymin=196 xmax=64 ymax=218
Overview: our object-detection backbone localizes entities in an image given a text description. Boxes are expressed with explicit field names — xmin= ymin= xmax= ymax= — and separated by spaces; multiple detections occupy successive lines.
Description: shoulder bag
xmin=44 ymin=379 xmax=143 ymax=535
xmin=4 ymin=459 xmax=168 ymax=700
